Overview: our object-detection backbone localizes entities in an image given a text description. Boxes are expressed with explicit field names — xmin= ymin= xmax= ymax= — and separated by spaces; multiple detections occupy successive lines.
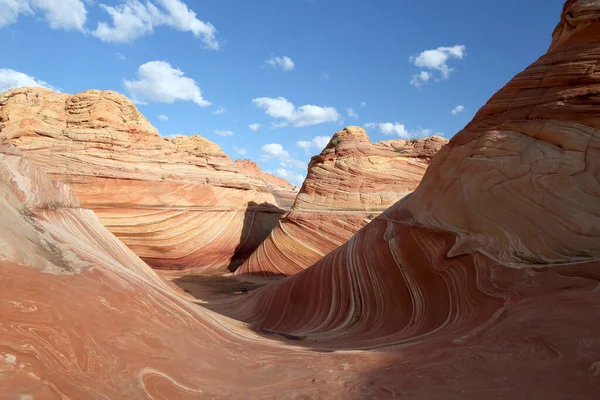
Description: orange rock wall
xmin=235 ymin=127 xmax=447 ymax=276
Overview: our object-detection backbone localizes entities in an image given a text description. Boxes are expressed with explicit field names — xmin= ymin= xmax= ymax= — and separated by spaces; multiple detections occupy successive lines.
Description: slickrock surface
xmin=2 ymin=2 xmax=600 ymax=399
xmin=235 ymin=159 xmax=299 ymax=210
xmin=0 ymin=88 xmax=288 ymax=272
xmin=219 ymin=1 xmax=600 ymax=396
xmin=0 ymin=136 xmax=390 ymax=399
xmin=235 ymin=126 xmax=447 ymax=276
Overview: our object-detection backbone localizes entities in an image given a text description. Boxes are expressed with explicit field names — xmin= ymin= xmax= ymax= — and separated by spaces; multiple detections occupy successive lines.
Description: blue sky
xmin=0 ymin=0 xmax=565 ymax=186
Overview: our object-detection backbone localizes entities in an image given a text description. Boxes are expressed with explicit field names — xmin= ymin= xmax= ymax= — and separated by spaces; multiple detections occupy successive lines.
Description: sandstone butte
xmin=234 ymin=158 xmax=299 ymax=210
xmin=2 ymin=1 xmax=600 ymax=398
xmin=235 ymin=126 xmax=447 ymax=277
xmin=0 ymin=88 xmax=294 ymax=273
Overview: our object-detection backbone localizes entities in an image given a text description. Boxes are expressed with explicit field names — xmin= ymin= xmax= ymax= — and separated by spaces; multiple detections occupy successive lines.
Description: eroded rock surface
xmin=235 ymin=126 xmax=447 ymax=276
xmin=1 ymin=2 xmax=600 ymax=399
xmin=235 ymin=159 xmax=299 ymax=210
xmin=219 ymin=1 xmax=600 ymax=396
xmin=0 ymin=88 xmax=289 ymax=272
xmin=0 ymin=136 xmax=385 ymax=399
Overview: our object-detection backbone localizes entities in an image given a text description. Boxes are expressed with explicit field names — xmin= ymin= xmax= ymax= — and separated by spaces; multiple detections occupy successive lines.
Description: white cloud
xmin=115 ymin=52 xmax=126 ymax=60
xmin=214 ymin=129 xmax=233 ymax=136
xmin=213 ymin=106 xmax=227 ymax=115
xmin=296 ymin=136 xmax=330 ymax=154
xmin=410 ymin=71 xmax=431 ymax=88
xmin=158 ymin=114 xmax=169 ymax=121
xmin=451 ymin=105 xmax=465 ymax=115
xmin=261 ymin=143 xmax=289 ymax=159
xmin=274 ymin=168 xmax=305 ymax=187
xmin=409 ymin=45 xmax=466 ymax=86
xmin=0 ymin=68 xmax=56 ymax=93
xmin=248 ymin=123 xmax=261 ymax=132
xmin=233 ymin=146 xmax=247 ymax=155
xmin=252 ymin=96 xmax=340 ymax=128
xmin=260 ymin=143 xmax=306 ymax=170
xmin=0 ymin=0 xmax=87 ymax=31
xmin=360 ymin=102 xmax=367 ymax=107
xmin=365 ymin=122 xmax=441 ymax=139
xmin=265 ymin=56 xmax=295 ymax=71
xmin=347 ymin=108 xmax=358 ymax=119
xmin=93 ymin=0 xmax=219 ymax=49
xmin=124 ymin=61 xmax=210 ymax=107
xmin=0 ymin=0 xmax=31 ymax=29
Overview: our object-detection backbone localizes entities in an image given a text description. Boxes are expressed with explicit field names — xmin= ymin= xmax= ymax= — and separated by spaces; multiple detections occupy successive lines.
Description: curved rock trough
xmin=1 ymin=1 xmax=600 ymax=398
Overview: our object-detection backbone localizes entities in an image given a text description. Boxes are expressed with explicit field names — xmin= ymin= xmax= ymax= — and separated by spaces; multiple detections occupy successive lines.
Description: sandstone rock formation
xmin=218 ymin=0 xmax=600 ymax=396
xmin=0 ymin=136 xmax=387 ymax=398
xmin=235 ymin=126 xmax=447 ymax=276
xmin=2 ymin=1 xmax=600 ymax=399
xmin=235 ymin=159 xmax=299 ymax=210
xmin=0 ymin=88 xmax=289 ymax=272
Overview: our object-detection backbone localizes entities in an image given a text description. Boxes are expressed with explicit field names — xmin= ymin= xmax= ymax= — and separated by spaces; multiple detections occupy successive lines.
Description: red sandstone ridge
xmin=0 ymin=1 xmax=599 ymax=398
xmin=235 ymin=126 xmax=447 ymax=276
xmin=215 ymin=2 xmax=600 ymax=397
xmin=234 ymin=159 xmax=299 ymax=210
xmin=0 ymin=136 xmax=391 ymax=398
xmin=0 ymin=88 xmax=288 ymax=272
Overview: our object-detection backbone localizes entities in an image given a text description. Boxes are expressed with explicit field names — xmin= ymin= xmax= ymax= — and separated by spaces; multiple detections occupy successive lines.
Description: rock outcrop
xmin=2 ymin=2 xmax=600 ymax=399
xmin=0 ymin=88 xmax=289 ymax=272
xmin=219 ymin=1 xmax=600 ymax=396
xmin=235 ymin=126 xmax=447 ymax=276
xmin=0 ymin=136 xmax=385 ymax=398
xmin=235 ymin=159 xmax=299 ymax=210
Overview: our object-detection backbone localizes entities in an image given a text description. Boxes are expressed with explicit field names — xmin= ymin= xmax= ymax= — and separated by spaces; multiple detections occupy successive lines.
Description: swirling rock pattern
xmin=0 ymin=88 xmax=290 ymax=272
xmin=219 ymin=1 xmax=600 ymax=396
xmin=235 ymin=126 xmax=447 ymax=276
xmin=2 ymin=2 xmax=600 ymax=399
xmin=0 ymin=136 xmax=383 ymax=399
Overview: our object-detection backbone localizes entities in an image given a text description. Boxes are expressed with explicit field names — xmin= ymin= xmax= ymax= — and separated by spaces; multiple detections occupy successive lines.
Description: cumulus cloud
xmin=252 ymin=96 xmax=340 ymax=128
xmin=451 ymin=105 xmax=465 ymax=115
xmin=213 ymin=106 xmax=227 ymax=115
xmin=0 ymin=0 xmax=87 ymax=31
xmin=233 ymin=146 xmax=247 ymax=155
xmin=347 ymin=108 xmax=358 ymax=119
xmin=214 ymin=129 xmax=233 ymax=136
xmin=274 ymin=168 xmax=305 ymax=187
xmin=248 ymin=123 xmax=261 ymax=132
xmin=261 ymin=143 xmax=306 ymax=170
xmin=93 ymin=0 xmax=219 ymax=49
xmin=124 ymin=61 xmax=210 ymax=107
xmin=0 ymin=68 xmax=56 ymax=93
xmin=410 ymin=45 xmax=466 ymax=87
xmin=265 ymin=56 xmax=295 ymax=71
xmin=409 ymin=71 xmax=431 ymax=88
xmin=360 ymin=102 xmax=367 ymax=107
xmin=158 ymin=114 xmax=169 ymax=121
xmin=296 ymin=136 xmax=330 ymax=154
xmin=365 ymin=122 xmax=441 ymax=139
xmin=261 ymin=143 xmax=290 ymax=159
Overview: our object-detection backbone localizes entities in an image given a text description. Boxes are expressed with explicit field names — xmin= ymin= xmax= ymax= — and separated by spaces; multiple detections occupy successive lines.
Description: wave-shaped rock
xmin=0 ymin=88 xmax=289 ymax=272
xmin=215 ymin=2 xmax=600 ymax=396
xmin=2 ymin=2 xmax=600 ymax=398
xmin=0 ymin=136 xmax=378 ymax=398
xmin=235 ymin=126 xmax=447 ymax=276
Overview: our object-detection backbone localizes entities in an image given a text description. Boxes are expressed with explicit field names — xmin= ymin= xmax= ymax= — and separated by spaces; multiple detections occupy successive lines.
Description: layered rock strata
xmin=235 ymin=126 xmax=447 ymax=276
xmin=0 ymin=88 xmax=289 ymax=272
